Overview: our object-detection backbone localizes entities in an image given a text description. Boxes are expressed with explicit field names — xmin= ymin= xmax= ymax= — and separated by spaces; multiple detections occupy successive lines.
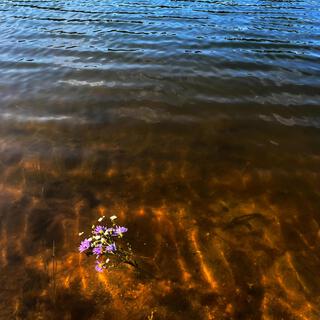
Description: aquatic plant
xmin=79 ymin=215 xmax=137 ymax=272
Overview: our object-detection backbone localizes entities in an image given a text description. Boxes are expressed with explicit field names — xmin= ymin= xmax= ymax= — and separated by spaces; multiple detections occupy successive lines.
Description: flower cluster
xmin=79 ymin=215 xmax=134 ymax=272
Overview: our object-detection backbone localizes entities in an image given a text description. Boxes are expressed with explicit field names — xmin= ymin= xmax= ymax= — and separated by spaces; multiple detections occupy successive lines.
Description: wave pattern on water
xmin=0 ymin=119 xmax=320 ymax=319
xmin=0 ymin=1 xmax=320 ymax=319
xmin=0 ymin=0 xmax=319 ymax=116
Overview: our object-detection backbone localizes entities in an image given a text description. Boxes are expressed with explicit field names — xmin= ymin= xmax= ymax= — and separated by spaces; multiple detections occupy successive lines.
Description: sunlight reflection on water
xmin=0 ymin=0 xmax=320 ymax=319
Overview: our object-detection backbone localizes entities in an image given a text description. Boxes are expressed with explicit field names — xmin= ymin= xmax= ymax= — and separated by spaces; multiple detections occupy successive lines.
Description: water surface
xmin=0 ymin=0 xmax=320 ymax=319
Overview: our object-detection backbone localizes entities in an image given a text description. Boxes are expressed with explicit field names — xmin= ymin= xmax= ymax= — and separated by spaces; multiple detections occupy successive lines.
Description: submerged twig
xmin=52 ymin=240 xmax=56 ymax=305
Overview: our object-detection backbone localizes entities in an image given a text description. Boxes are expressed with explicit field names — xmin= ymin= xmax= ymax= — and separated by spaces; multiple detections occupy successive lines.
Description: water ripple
xmin=0 ymin=0 xmax=318 ymax=113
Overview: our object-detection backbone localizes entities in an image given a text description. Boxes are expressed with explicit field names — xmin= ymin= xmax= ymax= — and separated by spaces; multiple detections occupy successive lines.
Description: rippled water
xmin=0 ymin=0 xmax=320 ymax=319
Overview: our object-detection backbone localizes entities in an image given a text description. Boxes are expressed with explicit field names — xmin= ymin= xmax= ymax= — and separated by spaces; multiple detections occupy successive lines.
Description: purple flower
xmin=106 ymin=242 xmax=117 ymax=252
xmin=95 ymin=261 xmax=104 ymax=272
xmin=93 ymin=245 xmax=103 ymax=256
xmin=113 ymin=226 xmax=128 ymax=236
xmin=94 ymin=225 xmax=105 ymax=234
xmin=79 ymin=238 xmax=91 ymax=253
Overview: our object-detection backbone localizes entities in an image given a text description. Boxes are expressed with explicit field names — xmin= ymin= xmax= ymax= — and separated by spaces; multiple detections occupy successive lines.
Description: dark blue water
xmin=0 ymin=1 xmax=320 ymax=319
xmin=0 ymin=0 xmax=319 ymax=113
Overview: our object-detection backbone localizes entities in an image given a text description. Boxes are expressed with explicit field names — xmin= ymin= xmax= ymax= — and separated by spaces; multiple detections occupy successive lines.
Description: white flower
xmin=98 ymin=216 xmax=105 ymax=222
xmin=110 ymin=215 xmax=117 ymax=221
xmin=78 ymin=232 xmax=84 ymax=236
xmin=94 ymin=236 xmax=100 ymax=240
xmin=106 ymin=258 xmax=110 ymax=263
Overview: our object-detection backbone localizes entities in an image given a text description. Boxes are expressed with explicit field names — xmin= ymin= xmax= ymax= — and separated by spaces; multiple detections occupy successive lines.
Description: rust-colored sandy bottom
xmin=0 ymin=115 xmax=319 ymax=320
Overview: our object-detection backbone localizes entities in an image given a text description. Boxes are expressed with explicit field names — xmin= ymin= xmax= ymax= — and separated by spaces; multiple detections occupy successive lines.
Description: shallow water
xmin=0 ymin=0 xmax=320 ymax=319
